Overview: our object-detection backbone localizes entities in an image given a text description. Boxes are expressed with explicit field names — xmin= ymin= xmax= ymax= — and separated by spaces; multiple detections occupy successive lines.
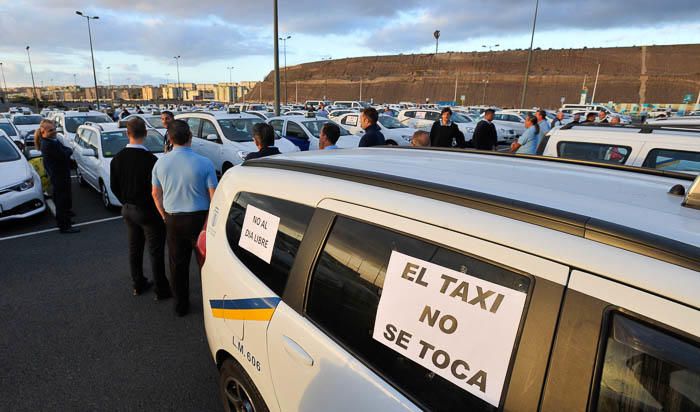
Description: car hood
xmin=0 ymin=157 xmax=31 ymax=188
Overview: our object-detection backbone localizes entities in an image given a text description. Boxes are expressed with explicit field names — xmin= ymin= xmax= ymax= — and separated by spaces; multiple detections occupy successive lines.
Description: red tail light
xmin=195 ymin=217 xmax=208 ymax=267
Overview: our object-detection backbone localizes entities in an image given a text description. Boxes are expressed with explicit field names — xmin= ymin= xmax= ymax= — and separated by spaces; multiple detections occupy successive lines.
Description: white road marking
xmin=46 ymin=199 xmax=56 ymax=216
xmin=0 ymin=216 xmax=122 ymax=242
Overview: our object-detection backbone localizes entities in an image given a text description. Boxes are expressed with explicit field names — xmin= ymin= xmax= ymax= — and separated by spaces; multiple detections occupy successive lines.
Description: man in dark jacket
xmin=38 ymin=120 xmax=78 ymax=233
xmin=245 ymin=123 xmax=281 ymax=160
xmin=111 ymin=117 xmax=170 ymax=298
xmin=429 ymin=107 xmax=466 ymax=148
xmin=358 ymin=107 xmax=385 ymax=147
xmin=472 ymin=108 xmax=498 ymax=150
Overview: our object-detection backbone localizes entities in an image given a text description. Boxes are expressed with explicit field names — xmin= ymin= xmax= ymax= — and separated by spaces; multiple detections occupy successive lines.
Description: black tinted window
xmin=306 ymin=216 xmax=530 ymax=411
xmin=225 ymin=192 xmax=314 ymax=296
xmin=557 ymin=141 xmax=631 ymax=164
xmin=594 ymin=313 xmax=700 ymax=412
xmin=642 ymin=149 xmax=700 ymax=173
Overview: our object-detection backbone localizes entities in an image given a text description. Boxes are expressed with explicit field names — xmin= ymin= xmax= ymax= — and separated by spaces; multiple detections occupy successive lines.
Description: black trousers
xmin=165 ymin=212 xmax=207 ymax=313
xmin=51 ymin=173 xmax=72 ymax=229
xmin=122 ymin=204 xmax=169 ymax=295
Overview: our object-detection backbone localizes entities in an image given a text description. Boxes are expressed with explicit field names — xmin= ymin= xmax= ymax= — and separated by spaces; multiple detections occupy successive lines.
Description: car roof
xmin=270 ymin=115 xmax=328 ymax=122
xmin=244 ymin=148 xmax=699 ymax=256
xmin=176 ymin=111 xmax=259 ymax=120
xmin=553 ymin=124 xmax=700 ymax=143
xmin=63 ymin=110 xmax=108 ymax=117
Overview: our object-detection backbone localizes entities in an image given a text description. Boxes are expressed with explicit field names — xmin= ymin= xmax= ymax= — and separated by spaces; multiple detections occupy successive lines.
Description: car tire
xmin=76 ymin=168 xmax=88 ymax=187
xmin=218 ymin=357 xmax=269 ymax=412
xmin=100 ymin=181 xmax=112 ymax=209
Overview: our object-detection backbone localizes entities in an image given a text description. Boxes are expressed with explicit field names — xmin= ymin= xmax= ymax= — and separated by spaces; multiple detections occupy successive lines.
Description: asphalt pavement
xmin=0 ymin=177 xmax=221 ymax=411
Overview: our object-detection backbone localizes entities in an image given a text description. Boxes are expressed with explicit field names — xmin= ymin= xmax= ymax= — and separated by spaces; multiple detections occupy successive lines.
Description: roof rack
xmin=560 ymin=122 xmax=700 ymax=134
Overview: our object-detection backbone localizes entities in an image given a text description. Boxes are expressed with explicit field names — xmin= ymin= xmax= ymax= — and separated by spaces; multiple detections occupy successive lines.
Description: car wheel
xmin=76 ymin=168 xmax=88 ymax=187
xmin=100 ymin=181 xmax=112 ymax=209
xmin=219 ymin=358 xmax=269 ymax=412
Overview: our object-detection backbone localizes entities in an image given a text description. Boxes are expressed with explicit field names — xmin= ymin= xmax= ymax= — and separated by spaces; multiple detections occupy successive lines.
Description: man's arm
xmin=152 ymin=185 xmax=166 ymax=220
xmin=209 ymin=188 xmax=216 ymax=200
xmin=490 ymin=124 xmax=498 ymax=151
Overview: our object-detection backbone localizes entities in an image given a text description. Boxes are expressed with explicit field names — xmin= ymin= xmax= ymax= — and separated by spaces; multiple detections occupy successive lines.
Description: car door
xmin=267 ymin=199 xmax=570 ymax=412
xmin=284 ymin=121 xmax=310 ymax=151
xmin=340 ymin=114 xmax=362 ymax=135
xmin=269 ymin=119 xmax=285 ymax=137
xmin=185 ymin=116 xmax=206 ymax=157
xmin=84 ymin=130 xmax=101 ymax=188
xmin=541 ymin=269 xmax=700 ymax=411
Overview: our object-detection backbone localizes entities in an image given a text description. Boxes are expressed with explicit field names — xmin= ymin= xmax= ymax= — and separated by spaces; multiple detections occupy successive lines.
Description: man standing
xmin=472 ymin=108 xmax=498 ymax=150
xmin=37 ymin=119 xmax=78 ymax=234
xmin=319 ymin=123 xmax=340 ymax=150
xmin=245 ymin=123 xmax=281 ymax=160
xmin=152 ymin=120 xmax=217 ymax=316
xmin=111 ymin=117 xmax=170 ymax=298
xmin=358 ymin=107 xmax=385 ymax=147
xmin=570 ymin=113 xmax=582 ymax=124
xmin=597 ymin=110 xmax=609 ymax=123
xmin=582 ymin=112 xmax=597 ymax=124
xmin=160 ymin=110 xmax=175 ymax=153
xmin=429 ymin=107 xmax=466 ymax=148
xmin=316 ymin=103 xmax=329 ymax=118
xmin=550 ymin=111 xmax=565 ymax=128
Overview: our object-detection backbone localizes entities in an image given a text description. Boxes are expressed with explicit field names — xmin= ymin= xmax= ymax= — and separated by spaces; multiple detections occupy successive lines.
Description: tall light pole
xmin=590 ymin=63 xmax=601 ymax=104
xmin=106 ymin=66 xmax=112 ymax=101
xmin=0 ymin=62 xmax=7 ymax=103
xmin=482 ymin=79 xmax=490 ymax=105
xmin=173 ymin=55 xmax=181 ymax=103
xmin=433 ymin=30 xmax=440 ymax=54
xmin=279 ymin=35 xmax=291 ymax=105
xmin=520 ymin=0 xmax=539 ymax=108
xmin=76 ymin=11 xmax=101 ymax=110
xmin=321 ymin=56 xmax=332 ymax=100
xmin=25 ymin=46 xmax=39 ymax=110
xmin=273 ymin=0 xmax=281 ymax=115
xmin=227 ymin=66 xmax=234 ymax=84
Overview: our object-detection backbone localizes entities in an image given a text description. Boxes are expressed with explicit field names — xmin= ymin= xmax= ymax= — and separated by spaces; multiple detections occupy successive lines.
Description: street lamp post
xmin=520 ymin=0 xmax=539 ymax=108
xmin=25 ymin=46 xmax=39 ymax=110
xmin=482 ymin=79 xmax=490 ymax=105
xmin=173 ymin=55 xmax=181 ymax=104
xmin=273 ymin=0 xmax=281 ymax=115
xmin=76 ymin=11 xmax=101 ymax=110
xmin=279 ymin=35 xmax=291 ymax=105
xmin=433 ymin=30 xmax=440 ymax=54
xmin=227 ymin=66 xmax=234 ymax=84
xmin=106 ymin=66 xmax=112 ymax=101
xmin=0 ymin=63 xmax=7 ymax=103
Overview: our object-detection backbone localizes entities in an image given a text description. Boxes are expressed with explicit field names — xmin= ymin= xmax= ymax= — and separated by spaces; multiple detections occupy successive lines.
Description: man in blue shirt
xmin=319 ymin=123 xmax=340 ymax=150
xmin=152 ymin=119 xmax=217 ymax=316
xmin=535 ymin=109 xmax=551 ymax=142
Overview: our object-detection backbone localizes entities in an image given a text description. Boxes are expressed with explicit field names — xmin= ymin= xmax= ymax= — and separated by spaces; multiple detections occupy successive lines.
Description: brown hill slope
xmin=246 ymin=44 xmax=700 ymax=108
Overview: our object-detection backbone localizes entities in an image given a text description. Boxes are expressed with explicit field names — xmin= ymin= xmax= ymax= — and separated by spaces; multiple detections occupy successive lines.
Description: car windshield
xmin=100 ymin=130 xmax=164 ymax=158
xmin=302 ymin=120 xmax=351 ymax=138
xmin=378 ymin=115 xmax=407 ymax=129
xmin=0 ymin=123 xmax=17 ymax=136
xmin=65 ymin=115 xmax=113 ymax=133
xmin=217 ymin=118 xmax=260 ymax=142
xmin=0 ymin=135 xmax=21 ymax=162
xmin=451 ymin=113 xmax=472 ymax=123
xmin=144 ymin=116 xmax=165 ymax=128
xmin=13 ymin=115 xmax=42 ymax=125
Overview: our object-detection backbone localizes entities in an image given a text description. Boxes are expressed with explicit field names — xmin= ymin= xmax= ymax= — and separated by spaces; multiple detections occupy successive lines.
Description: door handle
xmin=282 ymin=336 xmax=314 ymax=367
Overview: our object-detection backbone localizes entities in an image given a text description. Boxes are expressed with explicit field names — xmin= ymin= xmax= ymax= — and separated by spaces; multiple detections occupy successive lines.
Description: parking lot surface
xmin=0 ymin=179 xmax=220 ymax=411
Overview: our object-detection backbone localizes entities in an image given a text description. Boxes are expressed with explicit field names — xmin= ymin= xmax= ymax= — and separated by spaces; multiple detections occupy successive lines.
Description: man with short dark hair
xmin=429 ymin=107 xmax=466 ymax=148
xmin=597 ymin=110 xmax=608 ymax=123
xmin=358 ymin=107 xmax=385 ymax=147
xmin=319 ymin=123 xmax=340 ymax=150
xmin=472 ymin=108 xmax=498 ymax=150
xmin=152 ymin=119 xmax=217 ymax=316
xmin=582 ymin=112 xmax=597 ymax=124
xmin=161 ymin=111 xmax=175 ymax=153
xmin=111 ymin=116 xmax=170 ymax=298
xmin=245 ymin=123 xmax=281 ymax=160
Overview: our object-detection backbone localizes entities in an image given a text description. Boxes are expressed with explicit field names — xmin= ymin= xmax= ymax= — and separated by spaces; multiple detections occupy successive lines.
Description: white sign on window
xmin=238 ymin=205 xmax=280 ymax=264
xmin=372 ymin=251 xmax=527 ymax=407
xmin=416 ymin=111 xmax=427 ymax=119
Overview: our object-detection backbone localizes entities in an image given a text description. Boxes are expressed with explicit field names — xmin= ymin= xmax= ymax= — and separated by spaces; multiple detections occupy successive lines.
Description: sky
xmin=1 ymin=0 xmax=699 ymax=88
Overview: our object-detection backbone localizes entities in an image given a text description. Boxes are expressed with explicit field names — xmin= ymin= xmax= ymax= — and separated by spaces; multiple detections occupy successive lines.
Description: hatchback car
xmin=267 ymin=114 xmax=359 ymax=150
xmin=11 ymin=114 xmax=43 ymax=147
xmin=336 ymin=113 xmax=416 ymax=145
xmin=398 ymin=109 xmax=477 ymax=141
xmin=0 ymin=130 xmax=45 ymax=221
xmin=198 ymin=147 xmax=699 ymax=412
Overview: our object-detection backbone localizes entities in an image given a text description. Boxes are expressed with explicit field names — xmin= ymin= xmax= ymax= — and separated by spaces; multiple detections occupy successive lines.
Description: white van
xmin=540 ymin=123 xmax=700 ymax=174
xmin=333 ymin=101 xmax=371 ymax=109
xmin=197 ymin=148 xmax=700 ymax=412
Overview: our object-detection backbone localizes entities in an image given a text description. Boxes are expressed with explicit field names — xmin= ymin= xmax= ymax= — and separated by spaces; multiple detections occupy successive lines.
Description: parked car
xmin=73 ymin=123 xmax=164 ymax=208
xmin=10 ymin=114 xmax=43 ymax=147
xmin=540 ymin=123 xmax=700 ymax=174
xmin=336 ymin=113 xmax=416 ymax=145
xmin=123 ymin=113 xmax=167 ymax=135
xmin=48 ymin=108 xmax=115 ymax=149
xmin=398 ymin=109 xmax=477 ymax=141
xmin=267 ymin=113 xmax=359 ymax=150
xmin=198 ymin=147 xmax=700 ymax=412
xmin=176 ymin=109 xmax=299 ymax=174
xmin=0 ymin=118 xmax=24 ymax=149
xmin=0 ymin=130 xmax=45 ymax=221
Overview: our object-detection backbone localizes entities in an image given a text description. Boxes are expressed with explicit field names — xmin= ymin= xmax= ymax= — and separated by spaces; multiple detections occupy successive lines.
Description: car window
xmin=225 ymin=192 xmax=314 ymax=296
xmin=404 ymin=111 xmax=416 ymax=118
xmin=0 ymin=123 xmax=18 ymax=137
xmin=415 ymin=111 xmax=427 ymax=120
xmin=185 ymin=117 xmax=202 ymax=138
xmin=0 ymin=135 xmax=20 ymax=162
xmin=642 ymin=149 xmax=700 ymax=173
xmin=64 ymin=115 xmax=112 ymax=134
xmin=269 ymin=120 xmax=284 ymax=135
xmin=425 ymin=112 xmax=440 ymax=121
xmin=306 ymin=216 xmax=531 ymax=412
xmin=302 ymin=120 xmax=350 ymax=138
xmin=218 ymin=118 xmax=258 ymax=142
xmin=342 ymin=115 xmax=359 ymax=126
xmin=12 ymin=115 xmax=42 ymax=125
xmin=593 ymin=312 xmax=700 ymax=411
xmin=86 ymin=130 xmax=99 ymax=151
xmin=285 ymin=121 xmax=307 ymax=139
xmin=100 ymin=130 xmax=164 ymax=158
xmin=556 ymin=141 xmax=631 ymax=164
xmin=201 ymin=120 xmax=219 ymax=141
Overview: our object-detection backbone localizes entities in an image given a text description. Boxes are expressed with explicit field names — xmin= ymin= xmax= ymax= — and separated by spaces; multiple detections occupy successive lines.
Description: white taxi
xmin=267 ymin=114 xmax=360 ymax=150
xmin=336 ymin=113 xmax=417 ymax=145
xmin=197 ymin=147 xmax=700 ymax=412
xmin=0 ymin=130 xmax=45 ymax=221
xmin=73 ymin=123 xmax=164 ymax=208
xmin=176 ymin=109 xmax=299 ymax=174
xmin=397 ymin=109 xmax=477 ymax=141
xmin=49 ymin=108 xmax=115 ymax=149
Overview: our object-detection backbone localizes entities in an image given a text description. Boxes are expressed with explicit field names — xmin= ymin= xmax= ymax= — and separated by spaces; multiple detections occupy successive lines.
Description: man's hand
xmin=152 ymin=185 xmax=166 ymax=220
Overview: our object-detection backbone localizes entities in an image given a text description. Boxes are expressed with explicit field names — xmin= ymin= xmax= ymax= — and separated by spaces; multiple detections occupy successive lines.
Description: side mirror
xmin=206 ymin=133 xmax=219 ymax=141
xmin=81 ymin=147 xmax=96 ymax=157
xmin=28 ymin=149 xmax=42 ymax=159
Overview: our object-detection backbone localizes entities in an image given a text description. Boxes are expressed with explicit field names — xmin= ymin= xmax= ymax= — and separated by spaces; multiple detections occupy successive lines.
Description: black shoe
xmin=133 ymin=280 xmax=153 ymax=296
xmin=154 ymin=291 xmax=172 ymax=302
xmin=59 ymin=227 xmax=80 ymax=234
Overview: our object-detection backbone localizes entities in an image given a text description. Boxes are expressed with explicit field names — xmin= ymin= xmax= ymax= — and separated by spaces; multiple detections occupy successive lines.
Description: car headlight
xmin=401 ymin=135 xmax=411 ymax=142
xmin=13 ymin=178 xmax=35 ymax=191
xmin=237 ymin=151 xmax=250 ymax=160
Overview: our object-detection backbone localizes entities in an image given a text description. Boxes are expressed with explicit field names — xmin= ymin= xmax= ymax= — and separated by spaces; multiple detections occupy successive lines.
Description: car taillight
xmin=195 ymin=217 xmax=207 ymax=267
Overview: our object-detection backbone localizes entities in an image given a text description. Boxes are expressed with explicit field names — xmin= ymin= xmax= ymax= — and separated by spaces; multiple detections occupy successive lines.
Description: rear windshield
xmin=100 ymin=130 xmax=164 ymax=157
xmin=13 ymin=115 xmax=42 ymax=125
xmin=0 ymin=123 xmax=18 ymax=137
xmin=0 ymin=135 xmax=21 ymax=162
xmin=65 ymin=115 xmax=113 ymax=133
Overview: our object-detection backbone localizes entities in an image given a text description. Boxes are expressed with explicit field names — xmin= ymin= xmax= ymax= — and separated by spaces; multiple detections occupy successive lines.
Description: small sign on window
xmin=238 ymin=205 xmax=280 ymax=263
